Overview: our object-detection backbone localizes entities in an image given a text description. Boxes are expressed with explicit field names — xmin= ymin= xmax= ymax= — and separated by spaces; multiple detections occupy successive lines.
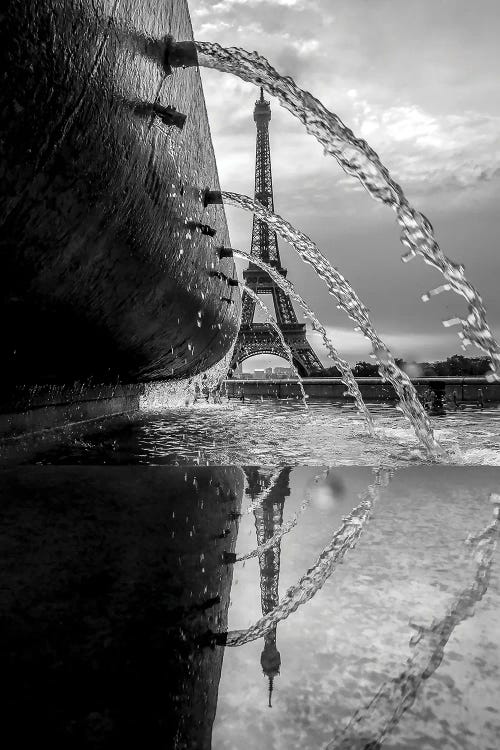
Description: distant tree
xmin=318 ymin=365 xmax=341 ymax=377
xmin=420 ymin=362 xmax=437 ymax=376
xmin=317 ymin=355 xmax=489 ymax=379
xmin=468 ymin=357 xmax=491 ymax=376
xmin=431 ymin=355 xmax=490 ymax=376
xmin=353 ymin=361 xmax=379 ymax=377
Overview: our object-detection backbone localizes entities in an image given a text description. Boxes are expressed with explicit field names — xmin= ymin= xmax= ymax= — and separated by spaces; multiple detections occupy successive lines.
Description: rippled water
xmin=28 ymin=400 xmax=500 ymax=466
xmin=213 ymin=467 xmax=500 ymax=750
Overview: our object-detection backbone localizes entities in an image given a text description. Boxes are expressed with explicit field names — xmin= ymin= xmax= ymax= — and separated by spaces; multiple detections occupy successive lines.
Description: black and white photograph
xmin=1 ymin=1 xmax=499 ymax=747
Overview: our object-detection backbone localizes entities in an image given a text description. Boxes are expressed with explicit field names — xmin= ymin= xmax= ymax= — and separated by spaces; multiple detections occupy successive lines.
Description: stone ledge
xmin=0 ymin=385 xmax=145 ymax=440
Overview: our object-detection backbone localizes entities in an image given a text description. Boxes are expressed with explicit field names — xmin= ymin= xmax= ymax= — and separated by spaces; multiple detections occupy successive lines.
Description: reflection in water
xmin=2 ymin=456 xmax=500 ymax=749
xmin=0 ymin=466 xmax=244 ymax=749
xmin=237 ymin=486 xmax=310 ymax=564
xmin=249 ymin=468 xmax=291 ymax=706
xmin=223 ymin=467 xmax=392 ymax=647
xmin=213 ymin=467 xmax=500 ymax=750
xmin=330 ymin=497 xmax=500 ymax=749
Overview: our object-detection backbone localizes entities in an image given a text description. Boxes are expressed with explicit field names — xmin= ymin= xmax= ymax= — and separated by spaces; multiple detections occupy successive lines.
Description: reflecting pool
xmin=213 ymin=466 xmax=500 ymax=750
xmin=1 ymin=462 xmax=499 ymax=749
xmin=22 ymin=400 xmax=500 ymax=466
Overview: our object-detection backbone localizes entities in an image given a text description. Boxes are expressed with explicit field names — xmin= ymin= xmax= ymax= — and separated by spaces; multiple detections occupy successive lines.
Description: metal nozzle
xmin=199 ymin=224 xmax=216 ymax=237
xmin=203 ymin=189 xmax=223 ymax=207
xmin=152 ymin=104 xmax=187 ymax=130
xmin=164 ymin=37 xmax=199 ymax=70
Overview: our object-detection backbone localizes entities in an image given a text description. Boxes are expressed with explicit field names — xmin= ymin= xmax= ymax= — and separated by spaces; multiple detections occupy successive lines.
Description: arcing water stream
xmin=194 ymin=41 xmax=500 ymax=385
xmin=227 ymin=192 xmax=441 ymax=457
xmin=242 ymin=284 xmax=308 ymax=407
xmin=234 ymin=249 xmax=375 ymax=436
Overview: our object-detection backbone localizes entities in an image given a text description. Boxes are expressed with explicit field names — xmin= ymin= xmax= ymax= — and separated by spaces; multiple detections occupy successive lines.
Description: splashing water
xmin=219 ymin=467 xmax=393 ymax=647
xmin=328 ymin=493 xmax=500 ymax=749
xmin=235 ymin=249 xmax=375 ymax=436
xmin=242 ymin=285 xmax=308 ymax=407
xmin=140 ymin=341 xmax=236 ymax=409
xmin=227 ymin=192 xmax=442 ymax=458
xmin=195 ymin=41 xmax=500 ymax=383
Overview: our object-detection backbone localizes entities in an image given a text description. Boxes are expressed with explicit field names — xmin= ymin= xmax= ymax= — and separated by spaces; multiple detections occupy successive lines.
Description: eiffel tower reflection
xmin=244 ymin=467 xmax=291 ymax=707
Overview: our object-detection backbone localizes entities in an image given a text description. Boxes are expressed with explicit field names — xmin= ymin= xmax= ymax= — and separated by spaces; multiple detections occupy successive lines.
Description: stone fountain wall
xmin=1 ymin=0 xmax=240 ymax=389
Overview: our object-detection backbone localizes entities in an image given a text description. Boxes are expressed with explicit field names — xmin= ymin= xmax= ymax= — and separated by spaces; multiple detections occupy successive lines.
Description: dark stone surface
xmin=0 ymin=0 xmax=240 ymax=386
xmin=0 ymin=384 xmax=145 ymax=440
xmin=0 ymin=465 xmax=243 ymax=748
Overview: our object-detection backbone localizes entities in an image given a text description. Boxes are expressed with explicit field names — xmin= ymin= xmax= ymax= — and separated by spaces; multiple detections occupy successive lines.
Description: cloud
xmin=321 ymin=327 xmax=461 ymax=364
xmin=345 ymin=91 xmax=500 ymax=196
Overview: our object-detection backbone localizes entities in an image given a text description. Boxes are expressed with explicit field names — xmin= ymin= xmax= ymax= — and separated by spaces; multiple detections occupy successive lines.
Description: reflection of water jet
xmin=329 ymin=495 xmax=500 ymax=749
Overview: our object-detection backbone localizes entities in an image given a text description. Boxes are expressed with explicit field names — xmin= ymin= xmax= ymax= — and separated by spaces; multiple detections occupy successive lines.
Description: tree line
xmin=319 ymin=355 xmax=491 ymax=378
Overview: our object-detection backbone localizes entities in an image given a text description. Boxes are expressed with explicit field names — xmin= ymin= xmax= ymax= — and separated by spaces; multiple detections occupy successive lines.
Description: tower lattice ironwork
xmin=245 ymin=467 xmax=291 ymax=706
xmin=230 ymin=89 xmax=323 ymax=376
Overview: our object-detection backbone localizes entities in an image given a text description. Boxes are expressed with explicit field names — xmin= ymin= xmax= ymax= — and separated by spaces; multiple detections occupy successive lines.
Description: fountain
xmin=176 ymin=40 xmax=500 ymax=384
xmin=227 ymin=192 xmax=441 ymax=456
xmin=234 ymin=249 xmax=375 ymax=435
xmin=161 ymin=36 xmax=499 ymax=457
xmin=3 ymin=7 xmax=500 ymax=748
xmin=0 ymin=1 xmax=240 ymax=436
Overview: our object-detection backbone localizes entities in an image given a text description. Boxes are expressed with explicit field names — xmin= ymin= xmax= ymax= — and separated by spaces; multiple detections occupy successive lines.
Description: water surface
xmin=26 ymin=400 xmax=500 ymax=466
xmin=213 ymin=466 xmax=500 ymax=750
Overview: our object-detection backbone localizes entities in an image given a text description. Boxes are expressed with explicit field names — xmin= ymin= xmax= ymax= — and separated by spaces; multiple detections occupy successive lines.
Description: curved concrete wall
xmin=1 ymin=0 xmax=240 ymax=385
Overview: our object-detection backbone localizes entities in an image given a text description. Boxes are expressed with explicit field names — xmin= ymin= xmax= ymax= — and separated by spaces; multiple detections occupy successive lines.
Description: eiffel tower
xmin=246 ymin=467 xmax=291 ymax=706
xmin=230 ymin=90 xmax=323 ymax=376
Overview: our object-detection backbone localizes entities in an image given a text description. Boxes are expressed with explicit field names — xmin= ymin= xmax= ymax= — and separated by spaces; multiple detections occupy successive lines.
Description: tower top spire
xmin=268 ymin=675 xmax=274 ymax=708
xmin=254 ymin=87 xmax=271 ymax=125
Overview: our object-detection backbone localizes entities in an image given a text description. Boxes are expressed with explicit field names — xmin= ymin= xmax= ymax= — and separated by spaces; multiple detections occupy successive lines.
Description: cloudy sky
xmin=190 ymin=0 xmax=500 ymax=370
